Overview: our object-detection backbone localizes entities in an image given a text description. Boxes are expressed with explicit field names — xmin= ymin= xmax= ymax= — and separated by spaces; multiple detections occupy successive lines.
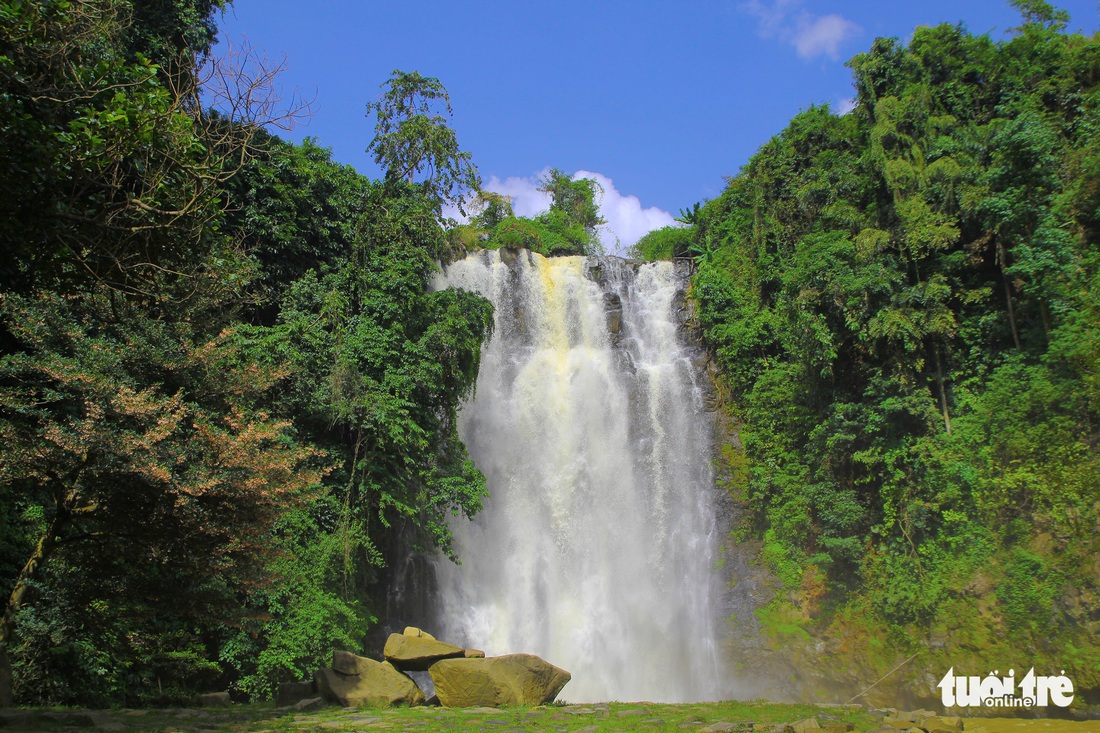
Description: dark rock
xmin=39 ymin=710 xmax=106 ymax=727
xmin=332 ymin=650 xmax=360 ymax=676
xmin=0 ymin=710 xmax=39 ymax=727
xmin=500 ymin=247 xmax=520 ymax=266
xmin=277 ymin=680 xmax=316 ymax=707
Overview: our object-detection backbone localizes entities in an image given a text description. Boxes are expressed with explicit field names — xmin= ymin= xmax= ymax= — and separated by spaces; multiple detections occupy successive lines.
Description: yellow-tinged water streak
xmin=432 ymin=249 xmax=730 ymax=703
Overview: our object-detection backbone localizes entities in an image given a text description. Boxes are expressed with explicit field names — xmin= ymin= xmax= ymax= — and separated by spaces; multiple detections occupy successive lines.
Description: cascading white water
xmin=432 ymin=248 xmax=729 ymax=702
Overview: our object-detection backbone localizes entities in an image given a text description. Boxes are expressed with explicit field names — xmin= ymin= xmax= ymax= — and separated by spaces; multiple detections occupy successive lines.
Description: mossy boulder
xmin=314 ymin=651 xmax=424 ymax=708
xmin=429 ymin=653 xmax=570 ymax=707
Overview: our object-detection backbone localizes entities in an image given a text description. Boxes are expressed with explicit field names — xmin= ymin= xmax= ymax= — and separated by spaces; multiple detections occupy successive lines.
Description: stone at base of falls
xmin=428 ymin=653 xmax=571 ymax=708
xmin=314 ymin=653 xmax=425 ymax=708
xmin=402 ymin=626 xmax=435 ymax=640
xmin=383 ymin=632 xmax=465 ymax=671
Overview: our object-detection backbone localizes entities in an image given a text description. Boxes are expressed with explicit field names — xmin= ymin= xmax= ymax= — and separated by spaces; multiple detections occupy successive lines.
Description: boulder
xmin=315 ymin=652 xmax=425 ymax=708
xmin=821 ymin=724 xmax=855 ymax=733
xmin=429 ymin=653 xmax=570 ymax=707
xmin=464 ymin=648 xmax=486 ymax=658
xmin=383 ymin=632 xmax=465 ymax=671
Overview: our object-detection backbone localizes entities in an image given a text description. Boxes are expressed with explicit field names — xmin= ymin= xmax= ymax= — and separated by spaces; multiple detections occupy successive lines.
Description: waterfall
xmin=432 ymin=248 xmax=730 ymax=703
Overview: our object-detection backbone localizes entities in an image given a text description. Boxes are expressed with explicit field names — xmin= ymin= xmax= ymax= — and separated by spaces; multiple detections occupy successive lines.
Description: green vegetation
xmin=655 ymin=1 xmax=1100 ymax=695
xmin=0 ymin=700 xmax=880 ymax=732
xmin=366 ymin=69 xmax=480 ymax=213
xmin=0 ymin=0 xmax=491 ymax=708
xmin=449 ymin=169 xmax=607 ymax=257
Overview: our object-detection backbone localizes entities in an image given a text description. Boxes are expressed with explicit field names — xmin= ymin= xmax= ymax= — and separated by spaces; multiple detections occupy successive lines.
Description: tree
xmin=470 ymin=190 xmax=515 ymax=230
xmin=0 ymin=0 xmax=313 ymax=705
xmin=0 ymin=292 xmax=325 ymax=706
xmin=1009 ymin=0 xmax=1070 ymax=31
xmin=365 ymin=70 xmax=480 ymax=213
xmin=538 ymin=168 xmax=605 ymax=232
xmin=0 ymin=1 xmax=308 ymax=304
xmin=692 ymin=8 xmax=1100 ymax=694
xmin=534 ymin=169 xmax=606 ymax=255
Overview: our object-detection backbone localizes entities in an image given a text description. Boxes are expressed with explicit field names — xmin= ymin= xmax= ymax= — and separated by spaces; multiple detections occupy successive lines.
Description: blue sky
xmin=213 ymin=1 xmax=1099 ymax=253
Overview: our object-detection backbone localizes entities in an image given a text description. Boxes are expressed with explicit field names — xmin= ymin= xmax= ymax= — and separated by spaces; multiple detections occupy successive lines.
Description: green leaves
xmin=693 ymin=8 xmax=1100 ymax=658
xmin=366 ymin=70 xmax=480 ymax=214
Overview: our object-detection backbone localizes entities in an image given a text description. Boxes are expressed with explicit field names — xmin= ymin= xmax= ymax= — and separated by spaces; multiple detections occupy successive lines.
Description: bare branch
xmin=195 ymin=37 xmax=314 ymax=134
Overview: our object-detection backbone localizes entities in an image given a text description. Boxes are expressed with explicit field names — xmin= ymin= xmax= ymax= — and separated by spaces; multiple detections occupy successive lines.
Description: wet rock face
xmin=604 ymin=292 xmax=623 ymax=341
xmin=428 ymin=653 xmax=572 ymax=708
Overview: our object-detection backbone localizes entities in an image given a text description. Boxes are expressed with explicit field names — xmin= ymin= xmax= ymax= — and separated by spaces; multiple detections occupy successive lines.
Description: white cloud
xmin=482 ymin=172 xmax=552 ymax=218
xmin=792 ymin=13 xmax=860 ymax=60
xmin=574 ymin=170 xmax=675 ymax=257
xmin=477 ymin=169 xmax=674 ymax=257
xmin=836 ymin=96 xmax=857 ymax=115
xmin=742 ymin=1 xmax=860 ymax=60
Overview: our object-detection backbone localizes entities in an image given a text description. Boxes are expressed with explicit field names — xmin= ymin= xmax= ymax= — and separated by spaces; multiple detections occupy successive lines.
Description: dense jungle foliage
xmin=641 ymin=0 xmax=1100 ymax=695
xmin=0 ymin=0 xmax=501 ymax=707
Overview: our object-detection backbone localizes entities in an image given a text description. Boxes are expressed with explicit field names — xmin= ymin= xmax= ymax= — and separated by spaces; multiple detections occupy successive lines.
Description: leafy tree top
xmin=1009 ymin=0 xmax=1070 ymax=31
xmin=365 ymin=70 xmax=481 ymax=214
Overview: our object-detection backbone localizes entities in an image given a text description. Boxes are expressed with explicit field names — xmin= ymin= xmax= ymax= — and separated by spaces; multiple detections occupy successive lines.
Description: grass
xmin=0 ymin=700 xmax=878 ymax=732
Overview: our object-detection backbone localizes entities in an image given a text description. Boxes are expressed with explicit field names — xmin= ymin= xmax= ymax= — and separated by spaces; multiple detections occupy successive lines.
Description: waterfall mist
xmin=432 ymin=248 xmax=731 ymax=702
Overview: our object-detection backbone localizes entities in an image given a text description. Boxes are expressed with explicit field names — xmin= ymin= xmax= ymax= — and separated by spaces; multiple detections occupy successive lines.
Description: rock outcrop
xmin=429 ymin=653 xmax=571 ymax=707
xmin=314 ymin=651 xmax=425 ymax=708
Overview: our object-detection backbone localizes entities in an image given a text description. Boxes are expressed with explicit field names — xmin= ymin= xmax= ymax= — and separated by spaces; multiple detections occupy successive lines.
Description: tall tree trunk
xmin=0 ymin=508 xmax=68 ymax=707
xmin=934 ymin=345 xmax=952 ymax=435
xmin=997 ymin=240 xmax=1022 ymax=350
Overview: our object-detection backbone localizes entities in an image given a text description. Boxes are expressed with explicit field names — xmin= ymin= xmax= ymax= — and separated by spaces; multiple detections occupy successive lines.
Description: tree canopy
xmin=366 ymin=69 xmax=480 ymax=214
